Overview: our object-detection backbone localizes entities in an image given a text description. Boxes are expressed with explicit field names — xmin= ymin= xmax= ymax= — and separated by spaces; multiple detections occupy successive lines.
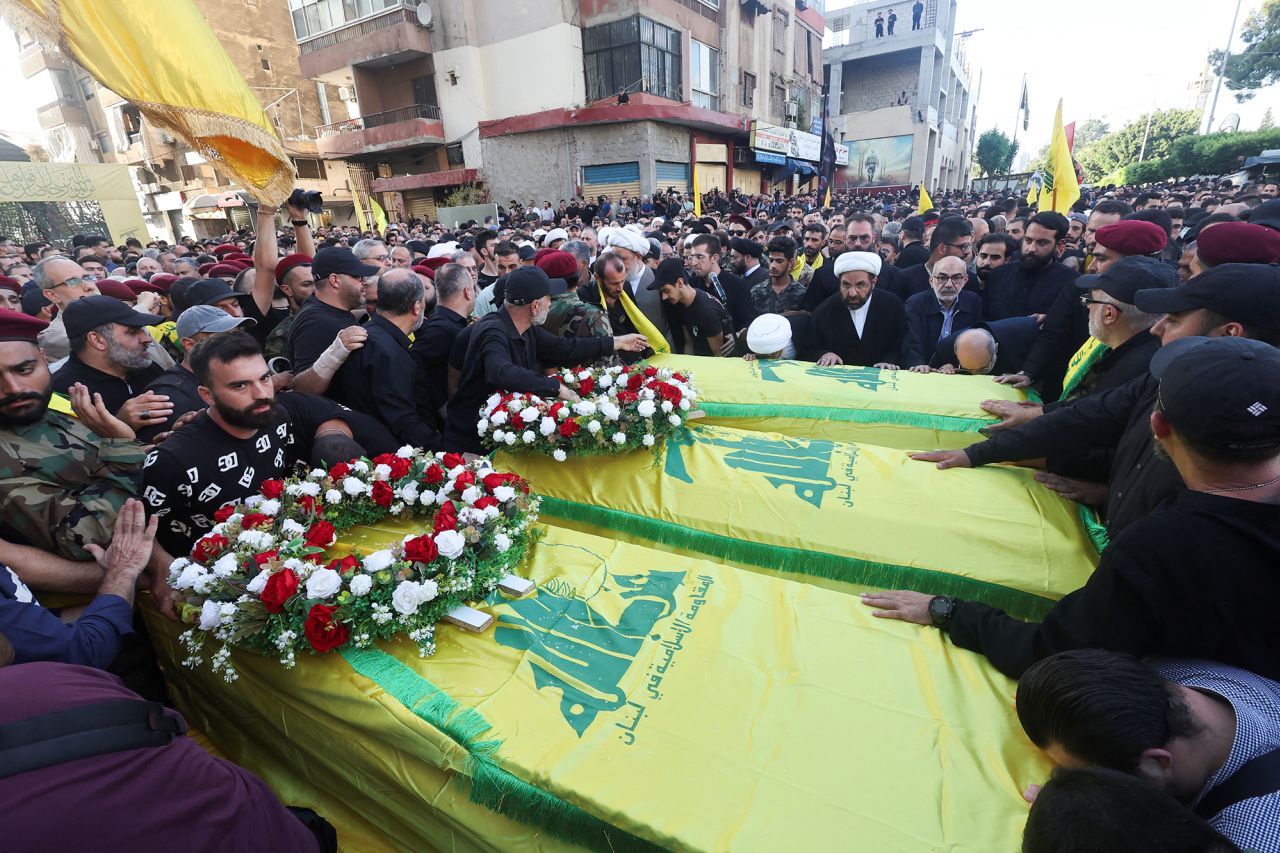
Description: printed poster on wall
xmin=840 ymin=134 xmax=914 ymax=188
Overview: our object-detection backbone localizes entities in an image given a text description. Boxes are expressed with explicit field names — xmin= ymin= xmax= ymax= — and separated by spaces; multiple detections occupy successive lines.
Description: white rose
xmin=601 ymin=401 xmax=621 ymax=421
xmin=668 ymin=414 xmax=682 ymax=426
xmin=477 ymin=419 xmax=490 ymax=435
xmin=637 ymin=399 xmax=656 ymax=418
xmin=577 ymin=369 xmax=592 ymax=381
xmin=246 ymin=569 xmax=272 ymax=594
xmin=280 ymin=519 xmax=306 ymax=539
xmin=522 ymin=430 xmax=536 ymax=444
xmin=507 ymin=399 xmax=522 ymax=411
xmin=396 ymin=445 xmax=415 ymax=459
xmin=348 ymin=574 xmax=372 ymax=596
xmin=491 ymin=429 xmax=506 ymax=443
xmin=573 ymin=400 xmax=597 ymax=417
xmin=447 ymin=465 xmax=466 ymax=480
xmin=243 ymin=494 xmax=263 ymax=508
xmin=587 ymin=420 xmax=602 ymax=434
xmin=485 ymin=393 xmax=501 ymax=409
xmin=258 ymin=498 xmax=281 ymax=516
xmin=399 ymin=482 xmax=420 ymax=504
xmin=461 ymin=485 xmax=483 ymax=505
xmin=352 ymin=461 xmax=369 ymax=474
xmin=305 ymin=568 xmax=342 ymax=600
xmin=661 ymin=400 xmax=674 ymax=413
xmin=236 ymin=530 xmax=273 ymax=550
xmin=555 ymin=406 xmax=569 ymax=420
xmin=199 ymin=599 xmax=223 ymax=631
xmin=309 ymin=468 xmax=327 ymax=480
xmin=459 ymin=507 xmax=487 ymax=527
xmin=283 ymin=557 xmax=308 ymax=573
xmin=298 ymin=481 xmax=321 ymax=497
xmin=417 ymin=578 xmax=440 ymax=604
xmin=392 ymin=581 xmax=423 ymax=616
xmin=539 ymin=416 xmax=556 ymax=436
xmin=640 ymin=388 xmax=655 ymax=400
xmin=326 ymin=489 xmax=343 ymax=505
xmin=373 ymin=463 xmax=392 ymax=480
xmin=211 ymin=553 xmax=239 ymax=578
xmin=494 ymin=532 xmax=512 ymax=553
xmin=520 ymin=406 xmax=540 ymax=424
xmin=493 ymin=485 xmax=516 ymax=503
xmin=491 ymin=410 xmax=508 ymax=426
xmin=612 ymin=432 xmax=627 ymax=445
xmin=678 ymin=398 xmax=691 ymax=411
xmin=504 ymin=432 xmax=517 ymax=445
xmin=434 ymin=529 xmax=466 ymax=560
xmin=362 ymin=549 xmax=395 ymax=573
xmin=343 ymin=476 xmax=367 ymax=496
xmin=598 ymin=373 xmax=614 ymax=389
xmin=173 ymin=563 xmax=208 ymax=591
xmin=642 ymin=434 xmax=655 ymax=447
xmin=167 ymin=556 xmax=191 ymax=581
xmin=552 ymin=449 xmax=568 ymax=462
xmin=420 ymin=490 xmax=438 ymax=507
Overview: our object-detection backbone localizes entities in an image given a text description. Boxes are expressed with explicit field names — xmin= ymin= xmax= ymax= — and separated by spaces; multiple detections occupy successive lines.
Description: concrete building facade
xmin=823 ymin=0 xmax=975 ymax=193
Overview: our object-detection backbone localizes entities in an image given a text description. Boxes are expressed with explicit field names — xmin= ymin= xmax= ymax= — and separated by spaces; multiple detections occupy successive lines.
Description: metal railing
xmin=315 ymin=103 xmax=441 ymax=138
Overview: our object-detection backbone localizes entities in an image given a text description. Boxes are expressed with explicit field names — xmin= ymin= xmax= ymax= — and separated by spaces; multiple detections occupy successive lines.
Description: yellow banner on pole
xmin=916 ymin=182 xmax=934 ymax=214
xmin=652 ymin=354 xmax=1027 ymax=450
xmin=499 ymin=424 xmax=1099 ymax=618
xmin=0 ymin=160 xmax=148 ymax=244
xmin=145 ymin=523 xmax=1050 ymax=852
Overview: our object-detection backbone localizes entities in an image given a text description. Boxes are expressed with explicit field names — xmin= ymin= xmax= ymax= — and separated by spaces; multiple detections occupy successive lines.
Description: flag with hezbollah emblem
xmin=1028 ymin=99 xmax=1081 ymax=216
xmin=1 ymin=0 xmax=294 ymax=205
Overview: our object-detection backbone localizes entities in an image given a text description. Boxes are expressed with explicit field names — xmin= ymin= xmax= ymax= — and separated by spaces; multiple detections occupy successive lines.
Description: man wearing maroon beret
xmin=539 ymin=249 xmax=610 ymax=341
xmin=1194 ymin=221 xmax=1280 ymax=270
xmin=1090 ymin=220 xmax=1168 ymax=271
xmin=0 ymin=276 xmax=21 ymax=312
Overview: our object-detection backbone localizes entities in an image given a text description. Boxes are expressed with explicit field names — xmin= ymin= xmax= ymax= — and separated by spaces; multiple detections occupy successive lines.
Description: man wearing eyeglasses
xmin=904 ymin=256 xmax=983 ymax=370
xmin=32 ymin=257 xmax=100 ymax=363
xmin=885 ymin=216 xmax=976 ymax=302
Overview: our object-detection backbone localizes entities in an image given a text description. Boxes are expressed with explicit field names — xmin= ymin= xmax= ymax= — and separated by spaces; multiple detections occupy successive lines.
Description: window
xmin=583 ymin=15 xmax=681 ymax=103
xmin=121 ymin=104 xmax=143 ymax=145
xmin=771 ymin=83 xmax=786 ymax=120
xmin=690 ymin=40 xmax=719 ymax=111
xmin=288 ymin=0 xmax=417 ymax=40
xmin=294 ymin=157 xmax=326 ymax=179
xmin=445 ymin=143 xmax=465 ymax=166
xmin=742 ymin=71 xmax=756 ymax=108
xmin=773 ymin=10 xmax=788 ymax=53
xmin=260 ymin=58 xmax=271 ymax=71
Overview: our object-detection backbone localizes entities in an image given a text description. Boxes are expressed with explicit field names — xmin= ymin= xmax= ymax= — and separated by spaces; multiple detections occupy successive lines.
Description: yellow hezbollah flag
xmin=2 ymin=0 xmax=294 ymax=206
xmin=692 ymin=163 xmax=702 ymax=217
xmin=916 ymin=182 xmax=934 ymax=214
xmin=352 ymin=192 xmax=370 ymax=233
xmin=499 ymin=424 xmax=1100 ymax=618
xmin=371 ymin=198 xmax=388 ymax=232
xmin=652 ymin=354 xmax=1028 ymax=450
xmin=1030 ymin=100 xmax=1081 ymax=215
xmin=144 ymin=523 xmax=1050 ymax=852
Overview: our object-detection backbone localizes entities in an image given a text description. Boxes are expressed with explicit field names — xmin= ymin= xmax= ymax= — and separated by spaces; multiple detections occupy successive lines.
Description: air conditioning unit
xmin=337 ymin=86 xmax=354 ymax=102
xmin=732 ymin=147 xmax=753 ymax=167
xmin=784 ymin=99 xmax=799 ymax=121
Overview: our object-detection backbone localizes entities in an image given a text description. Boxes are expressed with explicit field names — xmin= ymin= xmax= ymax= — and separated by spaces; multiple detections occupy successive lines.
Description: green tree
xmin=1075 ymin=109 xmax=1202 ymax=182
xmin=974 ymin=129 xmax=1019 ymax=178
xmin=1073 ymin=119 xmax=1110 ymax=148
xmin=1210 ymin=0 xmax=1280 ymax=102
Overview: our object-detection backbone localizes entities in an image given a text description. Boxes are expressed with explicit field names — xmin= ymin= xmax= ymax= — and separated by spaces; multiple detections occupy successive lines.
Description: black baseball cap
xmin=62 ymin=295 xmax=165 ymax=338
xmin=1075 ymin=256 xmax=1177 ymax=304
xmin=504 ymin=266 xmax=551 ymax=305
xmin=516 ymin=244 xmax=537 ymax=261
xmin=1134 ymin=263 xmax=1280 ymax=332
xmin=187 ymin=278 xmax=242 ymax=307
xmin=647 ymin=258 xmax=686 ymax=290
xmin=312 ymin=247 xmax=380 ymax=280
xmin=1150 ymin=336 xmax=1280 ymax=452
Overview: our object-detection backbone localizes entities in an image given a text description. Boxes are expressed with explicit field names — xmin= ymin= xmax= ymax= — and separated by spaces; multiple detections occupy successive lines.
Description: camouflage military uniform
xmin=542 ymin=292 xmax=612 ymax=341
xmin=0 ymin=411 xmax=144 ymax=560
xmin=264 ymin=313 xmax=295 ymax=362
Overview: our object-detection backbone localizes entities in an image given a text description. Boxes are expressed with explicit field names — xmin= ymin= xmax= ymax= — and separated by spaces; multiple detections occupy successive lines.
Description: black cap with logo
xmin=647 ymin=258 xmax=687 ymax=291
xmin=1150 ymin=336 xmax=1280 ymax=452
xmin=312 ymin=247 xmax=380 ymax=280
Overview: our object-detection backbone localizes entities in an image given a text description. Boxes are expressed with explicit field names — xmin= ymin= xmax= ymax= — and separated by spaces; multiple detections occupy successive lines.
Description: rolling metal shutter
xmin=403 ymin=191 xmax=438 ymax=222
xmin=655 ymin=160 xmax=690 ymax=195
xmin=582 ymin=162 xmax=641 ymax=203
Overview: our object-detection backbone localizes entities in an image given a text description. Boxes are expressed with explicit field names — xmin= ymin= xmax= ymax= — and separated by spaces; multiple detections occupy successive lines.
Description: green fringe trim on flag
xmin=537 ymin=496 xmax=1058 ymax=621
xmin=697 ymin=402 xmax=995 ymax=433
xmin=340 ymin=647 xmax=663 ymax=853
xmin=1075 ymin=503 xmax=1110 ymax=555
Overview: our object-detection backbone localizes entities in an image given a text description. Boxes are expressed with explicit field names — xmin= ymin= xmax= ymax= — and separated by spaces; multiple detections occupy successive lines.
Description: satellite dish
xmin=1219 ymin=113 xmax=1241 ymax=133
xmin=415 ymin=3 xmax=433 ymax=29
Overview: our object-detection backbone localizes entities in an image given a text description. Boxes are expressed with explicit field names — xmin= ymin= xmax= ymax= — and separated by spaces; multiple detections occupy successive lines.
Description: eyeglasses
xmin=729 ymin=230 xmax=747 ymax=236
xmin=945 ymin=242 xmax=974 ymax=253
xmin=932 ymin=274 xmax=968 ymax=285
xmin=52 ymin=277 xmax=93 ymax=289
xmin=1079 ymin=296 xmax=1111 ymax=308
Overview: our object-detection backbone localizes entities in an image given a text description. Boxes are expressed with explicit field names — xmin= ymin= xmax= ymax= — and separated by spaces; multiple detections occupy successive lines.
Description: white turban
xmin=543 ymin=227 xmax=567 ymax=244
xmin=604 ymin=227 xmax=649 ymax=255
xmin=427 ymin=241 xmax=458 ymax=259
xmin=747 ymin=313 xmax=793 ymax=356
xmin=833 ymin=251 xmax=882 ymax=278
xmin=623 ymin=223 xmax=645 ymax=236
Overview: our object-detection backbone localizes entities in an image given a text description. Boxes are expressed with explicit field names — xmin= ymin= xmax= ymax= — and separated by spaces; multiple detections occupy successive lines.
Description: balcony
xmin=315 ymin=104 xmax=444 ymax=158
xmin=36 ymin=99 xmax=89 ymax=131
xmin=297 ymin=6 xmax=432 ymax=81
xmin=18 ymin=43 xmax=65 ymax=78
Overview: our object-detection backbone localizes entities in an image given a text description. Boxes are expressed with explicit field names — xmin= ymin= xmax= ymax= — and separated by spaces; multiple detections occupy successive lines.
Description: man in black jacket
xmin=903 ymin=255 xmax=983 ymax=369
xmin=811 ymin=251 xmax=906 ymax=368
xmin=885 ymin=216 xmax=977 ymax=302
xmin=444 ymin=266 xmax=648 ymax=453
xmin=863 ymin=336 xmax=1280 ymax=682
xmin=411 ymin=262 xmax=474 ymax=422
xmin=983 ymin=211 xmax=1079 ymax=321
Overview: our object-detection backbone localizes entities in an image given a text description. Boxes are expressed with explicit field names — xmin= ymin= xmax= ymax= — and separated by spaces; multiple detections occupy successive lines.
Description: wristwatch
xmin=927 ymin=595 xmax=959 ymax=631
xmin=291 ymin=219 xmax=309 ymax=227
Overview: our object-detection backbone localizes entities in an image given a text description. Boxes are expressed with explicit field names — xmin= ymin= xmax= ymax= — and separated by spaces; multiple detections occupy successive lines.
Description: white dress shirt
xmin=848 ymin=292 xmax=873 ymax=338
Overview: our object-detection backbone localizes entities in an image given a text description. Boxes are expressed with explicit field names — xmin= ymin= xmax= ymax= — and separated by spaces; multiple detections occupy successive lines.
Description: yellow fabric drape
xmin=371 ymin=198 xmax=388 ymax=232
xmin=598 ymin=281 xmax=669 ymax=354
xmin=917 ymin=182 xmax=934 ymax=214
xmin=4 ymin=0 xmax=293 ymax=206
xmin=1029 ymin=100 xmax=1081 ymax=215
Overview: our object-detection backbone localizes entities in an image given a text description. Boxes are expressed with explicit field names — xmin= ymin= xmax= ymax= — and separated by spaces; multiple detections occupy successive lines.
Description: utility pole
xmin=1139 ymin=109 xmax=1155 ymax=162
xmin=1205 ymin=0 xmax=1243 ymax=135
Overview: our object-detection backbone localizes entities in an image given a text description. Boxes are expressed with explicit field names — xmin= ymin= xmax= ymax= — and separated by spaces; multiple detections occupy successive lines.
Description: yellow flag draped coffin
xmin=147 ymin=524 xmax=1051 ymax=853
xmin=652 ymin=355 xmax=1028 ymax=451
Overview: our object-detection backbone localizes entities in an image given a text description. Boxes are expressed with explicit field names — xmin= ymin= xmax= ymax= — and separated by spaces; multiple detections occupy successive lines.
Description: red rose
xmin=643 ymin=366 xmax=658 ymax=378
xmin=260 ymin=568 xmax=298 ymax=614
xmin=388 ymin=457 xmax=411 ymax=479
xmin=328 ymin=461 xmax=351 ymax=480
xmin=327 ymin=554 xmax=359 ymax=575
xmin=303 ymin=604 xmax=350 ymax=652
xmin=253 ymin=549 xmax=279 ymax=566
xmin=297 ymin=495 xmax=320 ymax=517
xmin=627 ymin=373 xmax=644 ymax=391
xmin=578 ymin=377 xmax=594 ymax=395
xmin=403 ymin=535 xmax=438 ymax=563
xmin=259 ymin=479 xmax=284 ymax=499
xmin=371 ymin=480 xmax=394 ymax=507
xmin=453 ymin=470 xmax=476 ymax=491
xmin=213 ymin=504 xmax=236 ymax=524
xmin=442 ymin=453 xmax=466 ymax=470
xmin=558 ymin=419 xmax=580 ymax=437
xmin=655 ymin=382 xmax=683 ymax=403
xmin=673 ymin=372 xmax=688 ymax=382
xmin=191 ymin=534 xmax=228 ymax=563
xmin=549 ymin=402 xmax=564 ymax=419
xmin=472 ymin=496 xmax=498 ymax=511
xmin=303 ymin=552 xmax=325 ymax=564
xmin=433 ymin=502 xmax=458 ymax=532
xmin=304 ymin=520 xmax=336 ymax=548
xmin=240 ymin=512 xmax=271 ymax=529
xmin=482 ymin=472 xmax=506 ymax=491
xmin=423 ymin=463 xmax=446 ymax=485
xmin=371 ymin=453 xmax=396 ymax=467
xmin=616 ymin=390 xmax=639 ymax=403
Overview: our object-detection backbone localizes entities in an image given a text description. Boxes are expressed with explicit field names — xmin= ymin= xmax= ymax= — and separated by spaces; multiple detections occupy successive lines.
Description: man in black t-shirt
xmin=51 ymin=296 xmax=164 ymax=429
xmin=648 ymin=258 xmax=732 ymax=357
xmin=286 ymin=247 xmax=379 ymax=373
xmin=142 ymin=332 xmax=370 ymax=557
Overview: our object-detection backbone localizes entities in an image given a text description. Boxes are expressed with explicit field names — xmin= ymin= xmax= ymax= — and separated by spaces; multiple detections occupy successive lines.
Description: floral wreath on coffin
xmin=476 ymin=362 xmax=698 ymax=460
xmin=169 ymin=447 xmax=539 ymax=682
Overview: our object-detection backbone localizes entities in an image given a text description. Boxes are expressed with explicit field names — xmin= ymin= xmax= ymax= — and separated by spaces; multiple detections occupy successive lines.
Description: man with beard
xmin=684 ymin=233 xmax=755 ymax=354
xmin=286 ymin=247 xmax=379 ymax=375
xmin=331 ymin=268 xmax=442 ymax=450
xmin=650 ymin=258 xmax=734 ymax=358
xmin=983 ymin=212 xmax=1079 ymax=322
xmin=904 ymin=255 xmax=983 ymax=369
xmin=728 ymin=237 xmax=768 ymax=289
xmin=796 ymin=222 xmax=827 ymax=286
xmin=598 ymin=228 xmax=667 ymax=338
xmin=444 ymin=266 xmax=648 ymax=453
xmin=141 ymin=332 xmax=376 ymax=558
xmin=803 ymin=213 xmax=901 ymax=311
xmin=974 ymin=233 xmax=1016 ymax=288
xmin=811 ymin=251 xmax=906 ymax=369
xmin=51 ymin=296 xmax=166 ymax=432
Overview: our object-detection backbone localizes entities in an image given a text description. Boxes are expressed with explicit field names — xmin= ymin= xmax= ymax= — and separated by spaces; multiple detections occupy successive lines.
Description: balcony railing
xmin=297 ymin=6 xmax=419 ymax=55
xmin=315 ymin=103 xmax=441 ymax=138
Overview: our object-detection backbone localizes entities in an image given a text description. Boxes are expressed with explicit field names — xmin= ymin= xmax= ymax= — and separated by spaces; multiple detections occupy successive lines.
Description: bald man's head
xmin=954 ymin=328 xmax=997 ymax=374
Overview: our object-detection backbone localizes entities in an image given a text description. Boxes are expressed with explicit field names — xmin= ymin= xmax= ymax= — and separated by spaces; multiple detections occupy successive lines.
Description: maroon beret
xmin=208 ymin=263 xmax=241 ymax=278
xmin=1095 ymin=220 xmax=1167 ymax=256
xmin=1195 ymin=221 xmax=1280 ymax=266
xmin=411 ymin=264 xmax=435 ymax=280
xmin=0 ymin=276 xmax=20 ymax=295
xmin=197 ymin=262 xmax=216 ymax=276
xmin=533 ymin=247 xmax=556 ymax=264
xmin=149 ymin=273 xmax=177 ymax=289
xmin=536 ymin=250 xmax=579 ymax=280
xmin=423 ymin=257 xmax=449 ymax=271
xmin=222 ymin=251 xmax=251 ymax=262
xmin=95 ymin=278 xmax=139 ymax=301
xmin=275 ymin=252 xmax=313 ymax=285
xmin=212 ymin=243 xmax=238 ymax=257
xmin=127 ymin=279 xmax=168 ymax=296
xmin=0 ymin=307 xmax=47 ymax=342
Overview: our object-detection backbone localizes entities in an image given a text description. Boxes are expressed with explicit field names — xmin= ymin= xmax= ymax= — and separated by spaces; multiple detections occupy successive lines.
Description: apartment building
xmin=823 ymin=0 xmax=975 ymax=193
xmin=293 ymin=0 xmax=833 ymax=216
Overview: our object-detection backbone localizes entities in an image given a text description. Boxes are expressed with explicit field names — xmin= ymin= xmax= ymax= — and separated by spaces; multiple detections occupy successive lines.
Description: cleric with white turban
xmin=746 ymin=313 xmax=795 ymax=359
xmin=832 ymin=250 xmax=882 ymax=279
xmin=604 ymin=227 xmax=650 ymax=256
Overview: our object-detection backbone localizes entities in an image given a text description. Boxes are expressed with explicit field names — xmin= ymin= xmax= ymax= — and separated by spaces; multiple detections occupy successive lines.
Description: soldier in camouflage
xmin=536 ymin=249 xmax=613 ymax=345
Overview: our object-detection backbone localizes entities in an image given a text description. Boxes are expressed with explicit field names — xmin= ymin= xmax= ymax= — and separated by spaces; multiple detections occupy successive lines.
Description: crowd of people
xmin=0 ymin=173 xmax=1279 ymax=851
